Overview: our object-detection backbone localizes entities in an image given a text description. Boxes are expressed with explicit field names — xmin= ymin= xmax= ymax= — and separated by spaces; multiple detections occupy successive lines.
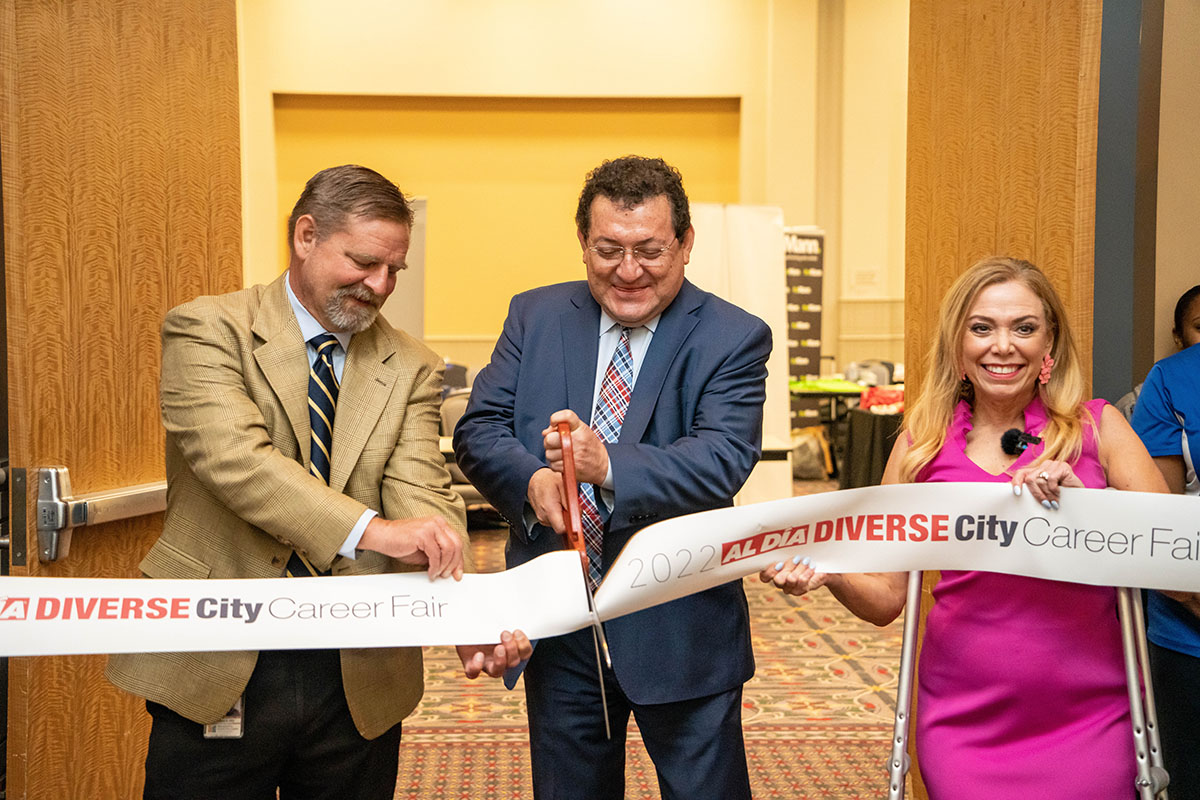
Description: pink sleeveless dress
xmin=914 ymin=397 xmax=1135 ymax=799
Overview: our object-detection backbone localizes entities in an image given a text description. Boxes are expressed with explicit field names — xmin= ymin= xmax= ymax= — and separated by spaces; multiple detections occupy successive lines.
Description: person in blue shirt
xmin=1130 ymin=283 xmax=1200 ymax=800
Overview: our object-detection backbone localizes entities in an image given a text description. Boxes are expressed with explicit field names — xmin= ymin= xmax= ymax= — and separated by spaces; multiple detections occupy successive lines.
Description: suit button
xmin=271 ymin=556 xmax=283 ymax=566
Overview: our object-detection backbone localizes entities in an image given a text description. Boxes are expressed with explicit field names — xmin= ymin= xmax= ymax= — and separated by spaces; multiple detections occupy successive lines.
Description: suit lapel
xmin=620 ymin=280 xmax=702 ymax=443
xmin=561 ymin=285 xmax=602 ymax=422
xmin=329 ymin=323 xmax=397 ymax=492
xmin=252 ymin=275 xmax=310 ymax=461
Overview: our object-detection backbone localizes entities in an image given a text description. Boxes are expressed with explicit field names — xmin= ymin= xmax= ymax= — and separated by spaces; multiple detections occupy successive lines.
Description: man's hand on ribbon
xmin=456 ymin=630 xmax=534 ymax=679
xmin=543 ymin=409 xmax=608 ymax=485
xmin=358 ymin=515 xmax=465 ymax=580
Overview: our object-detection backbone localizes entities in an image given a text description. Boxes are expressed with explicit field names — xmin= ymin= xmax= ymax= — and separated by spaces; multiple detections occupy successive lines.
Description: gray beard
xmin=324 ymin=286 xmax=382 ymax=333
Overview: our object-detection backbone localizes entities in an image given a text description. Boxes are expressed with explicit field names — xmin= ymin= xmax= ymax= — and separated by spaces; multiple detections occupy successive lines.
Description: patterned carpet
xmin=397 ymin=480 xmax=907 ymax=799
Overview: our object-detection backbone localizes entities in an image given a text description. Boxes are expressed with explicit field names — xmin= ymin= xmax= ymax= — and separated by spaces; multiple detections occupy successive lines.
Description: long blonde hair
xmin=899 ymin=257 xmax=1089 ymax=482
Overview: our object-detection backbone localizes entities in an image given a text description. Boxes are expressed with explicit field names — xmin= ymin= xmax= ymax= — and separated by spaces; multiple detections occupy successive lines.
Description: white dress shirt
xmin=591 ymin=310 xmax=658 ymax=492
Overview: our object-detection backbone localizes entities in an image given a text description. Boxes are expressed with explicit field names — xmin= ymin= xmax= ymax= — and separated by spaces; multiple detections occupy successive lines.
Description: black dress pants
xmin=1149 ymin=641 xmax=1200 ymax=800
xmin=143 ymin=649 xmax=402 ymax=800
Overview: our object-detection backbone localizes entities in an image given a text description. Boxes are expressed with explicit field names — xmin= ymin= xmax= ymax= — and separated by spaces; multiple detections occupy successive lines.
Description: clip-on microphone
xmin=1000 ymin=428 xmax=1042 ymax=455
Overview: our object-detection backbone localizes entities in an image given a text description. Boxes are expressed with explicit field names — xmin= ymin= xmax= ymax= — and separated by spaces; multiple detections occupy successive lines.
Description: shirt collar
xmin=285 ymin=271 xmax=353 ymax=352
xmin=598 ymin=309 xmax=660 ymax=337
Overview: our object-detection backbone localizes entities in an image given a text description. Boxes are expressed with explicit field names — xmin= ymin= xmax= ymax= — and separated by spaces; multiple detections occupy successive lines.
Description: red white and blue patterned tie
xmin=579 ymin=327 xmax=633 ymax=589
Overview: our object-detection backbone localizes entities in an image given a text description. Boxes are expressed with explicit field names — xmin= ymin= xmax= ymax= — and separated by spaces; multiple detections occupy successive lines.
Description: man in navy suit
xmin=454 ymin=156 xmax=771 ymax=800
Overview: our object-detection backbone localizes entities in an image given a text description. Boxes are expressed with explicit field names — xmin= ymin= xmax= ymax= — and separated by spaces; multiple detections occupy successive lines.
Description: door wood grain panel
xmin=904 ymin=3 xmax=1102 ymax=798
xmin=906 ymin=0 xmax=1101 ymax=396
xmin=1 ymin=1 xmax=241 ymax=796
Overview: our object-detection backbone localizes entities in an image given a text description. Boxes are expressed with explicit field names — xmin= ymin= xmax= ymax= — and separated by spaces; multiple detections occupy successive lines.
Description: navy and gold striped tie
xmin=307 ymin=333 xmax=340 ymax=484
xmin=288 ymin=333 xmax=340 ymax=578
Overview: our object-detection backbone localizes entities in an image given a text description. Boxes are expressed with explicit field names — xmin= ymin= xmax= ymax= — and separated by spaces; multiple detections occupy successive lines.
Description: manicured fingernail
xmin=1051 ymin=500 xmax=1060 ymax=511
xmin=802 ymin=556 xmax=812 ymax=566
xmin=1013 ymin=483 xmax=1022 ymax=496
xmin=792 ymin=555 xmax=803 ymax=565
xmin=774 ymin=562 xmax=784 ymax=571
xmin=1041 ymin=499 xmax=1052 ymax=509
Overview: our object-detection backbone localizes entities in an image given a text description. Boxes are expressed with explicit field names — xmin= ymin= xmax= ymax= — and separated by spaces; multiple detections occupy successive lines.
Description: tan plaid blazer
xmin=107 ymin=273 xmax=468 ymax=739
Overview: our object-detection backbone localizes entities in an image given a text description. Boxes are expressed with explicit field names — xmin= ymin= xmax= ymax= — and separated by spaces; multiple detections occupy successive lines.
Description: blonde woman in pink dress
xmin=762 ymin=257 xmax=1168 ymax=798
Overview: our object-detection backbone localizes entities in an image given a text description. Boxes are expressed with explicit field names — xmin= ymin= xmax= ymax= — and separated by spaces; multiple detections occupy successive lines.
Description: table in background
xmin=790 ymin=379 xmax=865 ymax=477
xmin=839 ymin=408 xmax=903 ymax=489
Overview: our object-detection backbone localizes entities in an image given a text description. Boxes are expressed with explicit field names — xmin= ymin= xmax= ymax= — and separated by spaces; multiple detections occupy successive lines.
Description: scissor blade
xmin=590 ymin=624 xmax=612 ymax=740
xmin=584 ymin=584 xmax=612 ymax=669
xmin=581 ymin=571 xmax=612 ymax=737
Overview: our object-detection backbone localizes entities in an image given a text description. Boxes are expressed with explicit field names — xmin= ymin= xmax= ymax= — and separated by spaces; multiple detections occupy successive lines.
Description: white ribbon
xmin=1 ymin=483 xmax=1196 ymax=656
xmin=595 ymin=483 xmax=1200 ymax=621
xmin=0 ymin=551 xmax=590 ymax=657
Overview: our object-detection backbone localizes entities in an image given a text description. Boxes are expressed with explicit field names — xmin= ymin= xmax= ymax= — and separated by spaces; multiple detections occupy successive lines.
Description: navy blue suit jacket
xmin=453 ymin=279 xmax=771 ymax=704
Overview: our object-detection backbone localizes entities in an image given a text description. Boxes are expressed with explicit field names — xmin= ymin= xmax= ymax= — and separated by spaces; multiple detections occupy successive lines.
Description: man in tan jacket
xmin=108 ymin=165 xmax=529 ymax=799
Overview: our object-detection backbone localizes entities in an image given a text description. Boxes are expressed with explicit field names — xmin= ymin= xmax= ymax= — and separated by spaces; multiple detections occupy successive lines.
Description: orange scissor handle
xmin=556 ymin=421 xmax=588 ymax=568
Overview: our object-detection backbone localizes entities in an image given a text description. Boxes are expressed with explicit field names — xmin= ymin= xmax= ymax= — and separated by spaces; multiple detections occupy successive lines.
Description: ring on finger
xmin=1038 ymin=471 xmax=1050 ymax=481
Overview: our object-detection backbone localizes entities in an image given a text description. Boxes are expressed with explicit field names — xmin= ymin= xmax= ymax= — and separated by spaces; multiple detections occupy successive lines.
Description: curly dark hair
xmin=575 ymin=156 xmax=690 ymax=242
xmin=287 ymin=165 xmax=412 ymax=253
xmin=1173 ymin=284 xmax=1200 ymax=336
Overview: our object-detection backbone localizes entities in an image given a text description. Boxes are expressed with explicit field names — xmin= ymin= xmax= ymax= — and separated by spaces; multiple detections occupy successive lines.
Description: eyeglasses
xmin=586 ymin=239 xmax=676 ymax=267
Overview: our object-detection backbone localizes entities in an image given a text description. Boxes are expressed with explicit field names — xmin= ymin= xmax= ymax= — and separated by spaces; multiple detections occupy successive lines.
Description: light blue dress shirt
xmin=285 ymin=273 xmax=374 ymax=559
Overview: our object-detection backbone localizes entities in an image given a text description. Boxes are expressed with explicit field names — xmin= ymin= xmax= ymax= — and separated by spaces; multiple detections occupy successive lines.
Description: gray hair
xmin=287 ymin=165 xmax=412 ymax=252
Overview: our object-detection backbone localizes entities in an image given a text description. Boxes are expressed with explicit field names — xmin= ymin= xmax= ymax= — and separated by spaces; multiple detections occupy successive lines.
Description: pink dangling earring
xmin=1038 ymin=354 xmax=1055 ymax=385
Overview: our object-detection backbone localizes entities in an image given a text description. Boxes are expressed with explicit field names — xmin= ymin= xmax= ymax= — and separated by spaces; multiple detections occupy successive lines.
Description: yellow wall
xmin=837 ymin=0 xmax=910 ymax=367
xmin=238 ymin=0 xmax=911 ymax=371
xmin=273 ymin=95 xmax=739 ymax=335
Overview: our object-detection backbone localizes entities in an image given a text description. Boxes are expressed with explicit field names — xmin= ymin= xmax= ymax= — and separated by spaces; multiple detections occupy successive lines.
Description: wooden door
xmin=0 ymin=2 xmax=241 ymax=796
xmin=904 ymin=2 xmax=1103 ymax=797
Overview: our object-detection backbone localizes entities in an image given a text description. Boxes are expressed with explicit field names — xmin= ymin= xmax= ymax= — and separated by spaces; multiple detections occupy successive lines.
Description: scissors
xmin=557 ymin=421 xmax=613 ymax=739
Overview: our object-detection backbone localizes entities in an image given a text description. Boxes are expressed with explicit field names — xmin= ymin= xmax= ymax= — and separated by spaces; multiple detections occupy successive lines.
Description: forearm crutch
xmin=886 ymin=579 xmax=1170 ymax=800
xmin=1117 ymin=586 xmax=1170 ymax=799
xmin=887 ymin=570 xmax=923 ymax=800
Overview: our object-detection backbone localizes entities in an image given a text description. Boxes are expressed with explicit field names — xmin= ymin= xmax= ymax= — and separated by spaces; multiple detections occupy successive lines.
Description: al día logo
xmin=0 ymin=597 xmax=30 ymax=620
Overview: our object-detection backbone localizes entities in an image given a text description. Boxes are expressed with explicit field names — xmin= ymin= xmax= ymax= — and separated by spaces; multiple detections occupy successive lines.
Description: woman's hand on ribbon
xmin=1011 ymin=460 xmax=1084 ymax=509
xmin=759 ymin=555 xmax=830 ymax=596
